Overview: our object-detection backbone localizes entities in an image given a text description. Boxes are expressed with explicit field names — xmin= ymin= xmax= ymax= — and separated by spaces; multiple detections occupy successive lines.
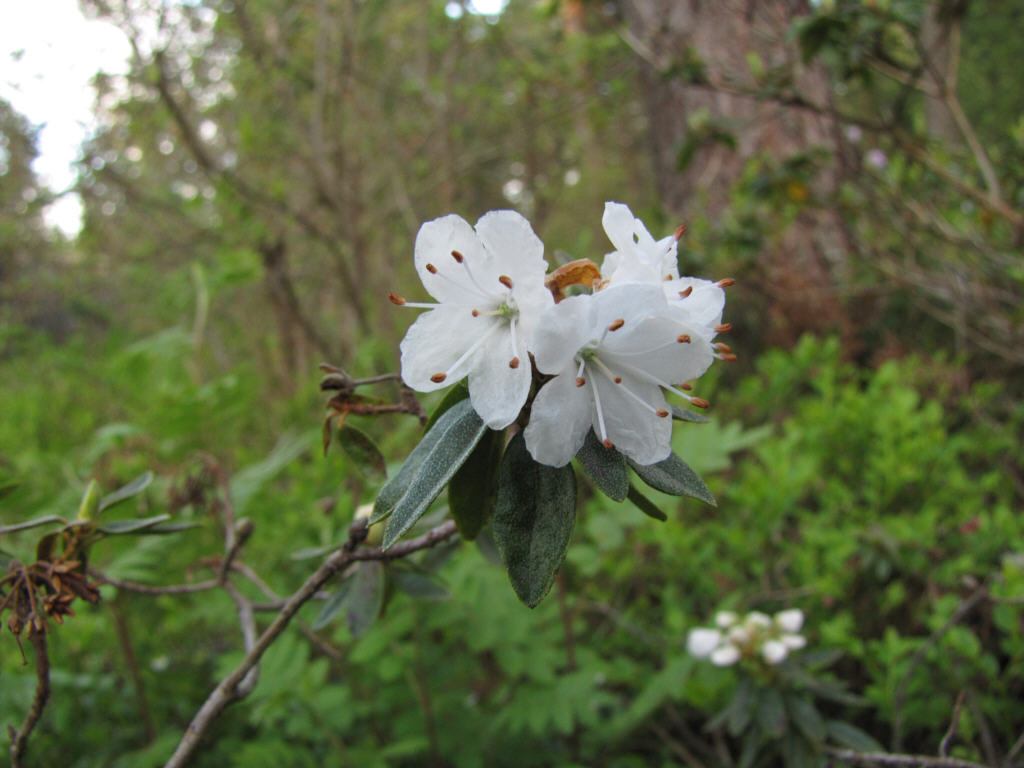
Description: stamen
xmin=614 ymin=376 xmax=622 ymax=384
xmin=498 ymin=275 xmax=513 ymax=290
xmin=656 ymin=409 xmax=669 ymax=418
xmin=677 ymin=334 xmax=691 ymax=344
xmin=575 ymin=377 xmax=586 ymax=387
xmin=673 ymin=224 xmax=688 ymax=241
xmin=430 ymin=373 xmax=447 ymax=383
xmin=717 ymin=352 xmax=738 ymax=362
xmin=509 ymin=357 xmax=520 ymax=369
xmin=433 ymin=321 xmax=502 ymax=383
xmin=472 ymin=309 xmax=480 ymax=317
xmin=715 ymin=342 xmax=733 ymax=354
xmin=691 ymin=397 xmax=710 ymax=409
xmin=426 ymin=263 xmax=438 ymax=274
xmin=602 ymin=439 xmax=615 ymax=450
xmin=608 ymin=318 xmax=625 ymax=332
xmin=680 ymin=383 xmax=693 ymax=391
xmin=388 ymin=291 xmax=406 ymax=306
xmin=678 ymin=286 xmax=693 ymax=298
xmin=590 ymin=367 xmax=610 ymax=446
xmin=717 ymin=278 xmax=735 ymax=288
xmin=451 ymin=250 xmax=464 ymax=263
xmin=715 ymin=323 xmax=733 ymax=333
xmin=593 ymin=360 xmax=671 ymax=420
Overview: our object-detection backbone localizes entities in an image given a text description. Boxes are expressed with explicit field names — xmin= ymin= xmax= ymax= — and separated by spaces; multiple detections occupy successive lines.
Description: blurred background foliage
xmin=1 ymin=0 xmax=1022 ymax=766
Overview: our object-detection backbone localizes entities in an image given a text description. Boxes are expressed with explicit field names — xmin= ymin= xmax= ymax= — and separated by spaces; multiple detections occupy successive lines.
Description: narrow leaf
xmin=345 ymin=560 xmax=384 ymax=636
xmin=98 ymin=472 xmax=154 ymax=513
xmin=78 ymin=480 xmax=102 ymax=521
xmin=787 ymin=696 xmax=826 ymax=744
xmin=756 ymin=688 xmax=787 ymax=738
xmin=97 ymin=514 xmax=171 ymax=535
xmin=337 ymin=424 xmax=387 ymax=479
xmin=312 ymin=578 xmax=354 ymax=631
xmin=626 ymin=485 xmax=667 ymax=522
xmin=575 ymin=430 xmax=629 ymax=501
xmin=825 ymin=720 xmax=884 ymax=752
xmin=391 ymin=568 xmax=451 ymax=602
xmin=448 ymin=427 xmax=504 ymax=540
xmin=0 ymin=515 xmax=66 ymax=535
xmin=381 ymin=400 xmax=486 ymax=548
xmin=423 ymin=381 xmax=469 ymax=433
xmin=492 ymin=433 xmax=577 ymax=608
xmin=671 ymin=404 xmax=710 ymax=423
xmin=629 ymin=452 xmax=716 ymax=506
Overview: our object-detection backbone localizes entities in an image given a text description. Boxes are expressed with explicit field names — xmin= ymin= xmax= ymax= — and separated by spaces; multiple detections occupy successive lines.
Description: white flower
xmin=762 ymin=640 xmax=789 ymax=665
xmin=524 ymin=283 xmax=714 ymax=467
xmin=774 ymin=609 xmax=804 ymax=634
xmin=600 ymin=202 xmax=728 ymax=342
xmin=746 ymin=611 xmax=772 ymax=628
xmin=396 ymin=211 xmax=553 ymax=428
xmin=781 ymin=634 xmax=806 ymax=651
xmin=715 ymin=611 xmax=739 ymax=628
xmin=710 ymin=644 xmax=741 ymax=666
xmin=687 ymin=628 xmax=722 ymax=658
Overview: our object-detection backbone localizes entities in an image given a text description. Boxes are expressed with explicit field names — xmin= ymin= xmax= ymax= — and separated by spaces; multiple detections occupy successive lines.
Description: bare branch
xmin=8 ymin=632 xmax=50 ymax=768
xmin=826 ymin=748 xmax=991 ymax=768
xmin=90 ymin=571 xmax=219 ymax=595
xmin=163 ymin=520 xmax=458 ymax=768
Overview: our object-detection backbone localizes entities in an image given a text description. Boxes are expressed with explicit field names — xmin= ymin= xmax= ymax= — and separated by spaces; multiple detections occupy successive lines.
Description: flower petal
xmin=525 ymin=369 xmax=594 ymax=467
xmin=762 ymin=640 xmax=789 ymax=664
xmin=467 ymin=326 xmax=532 ymax=429
xmin=474 ymin=210 xmax=547 ymax=285
xmin=603 ymin=313 xmax=715 ymax=388
xmin=774 ymin=609 xmax=804 ymax=634
xmin=710 ymin=645 xmax=741 ymax=666
xmin=414 ymin=214 xmax=493 ymax=304
xmin=665 ymin=277 xmax=725 ymax=332
xmin=400 ymin=308 xmax=496 ymax=391
xmin=687 ymin=628 xmax=722 ymax=658
xmin=590 ymin=370 xmax=672 ymax=465
xmin=530 ymin=294 xmax=595 ymax=374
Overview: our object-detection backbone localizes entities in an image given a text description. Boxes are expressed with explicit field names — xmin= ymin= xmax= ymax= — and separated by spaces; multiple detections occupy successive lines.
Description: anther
xmin=680 ymin=382 xmax=693 ymax=391
xmin=498 ymin=275 xmax=513 ymax=289
xmin=575 ymin=377 xmax=586 ymax=387
xmin=656 ymin=409 xmax=669 ymax=418
xmin=678 ymin=286 xmax=693 ymax=298
xmin=451 ymin=250 xmax=464 ymax=263
xmin=673 ymin=224 xmax=688 ymax=241
xmin=715 ymin=323 xmax=733 ymax=333
xmin=715 ymin=342 xmax=733 ymax=354
xmin=608 ymin=318 xmax=625 ymax=331
xmin=509 ymin=357 xmax=520 ymax=369
xmin=471 ymin=309 xmax=480 ymax=317
xmin=426 ymin=263 xmax=438 ymax=274
xmin=430 ymin=373 xmax=447 ymax=383
xmin=691 ymin=397 xmax=710 ymax=409
xmin=614 ymin=376 xmax=622 ymax=384
xmin=388 ymin=291 xmax=406 ymax=306
xmin=717 ymin=278 xmax=735 ymax=288
xmin=677 ymin=334 xmax=691 ymax=343
xmin=602 ymin=439 xmax=615 ymax=450
xmin=720 ymin=353 xmax=738 ymax=362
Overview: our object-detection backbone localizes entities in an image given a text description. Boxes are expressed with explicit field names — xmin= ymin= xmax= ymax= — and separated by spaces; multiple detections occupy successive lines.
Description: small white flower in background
xmin=524 ymin=282 xmax=714 ymax=466
xmin=394 ymin=211 xmax=553 ymax=429
xmin=688 ymin=608 xmax=808 ymax=667
xmin=687 ymin=628 xmax=722 ymax=658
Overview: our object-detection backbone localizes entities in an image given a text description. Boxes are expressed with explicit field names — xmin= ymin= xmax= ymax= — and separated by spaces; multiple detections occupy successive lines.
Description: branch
xmin=163 ymin=520 xmax=458 ymax=768
xmin=7 ymin=632 xmax=50 ymax=768
xmin=90 ymin=571 xmax=219 ymax=595
xmin=825 ymin=748 xmax=991 ymax=768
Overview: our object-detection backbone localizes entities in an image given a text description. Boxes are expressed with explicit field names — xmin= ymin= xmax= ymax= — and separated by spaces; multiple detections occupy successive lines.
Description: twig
xmin=222 ymin=582 xmax=260 ymax=697
xmin=89 ymin=571 xmax=219 ymax=595
xmin=892 ymin=584 xmax=988 ymax=750
xmin=939 ymin=690 xmax=966 ymax=758
xmin=1006 ymin=729 xmax=1024 ymax=766
xmin=8 ymin=631 xmax=50 ymax=768
xmin=163 ymin=520 xmax=458 ymax=768
xmin=826 ymin=748 xmax=990 ymax=768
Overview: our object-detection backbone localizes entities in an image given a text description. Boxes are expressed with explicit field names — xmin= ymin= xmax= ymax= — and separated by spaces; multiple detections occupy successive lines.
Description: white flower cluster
xmin=392 ymin=202 xmax=732 ymax=467
xmin=687 ymin=609 xmax=807 ymax=666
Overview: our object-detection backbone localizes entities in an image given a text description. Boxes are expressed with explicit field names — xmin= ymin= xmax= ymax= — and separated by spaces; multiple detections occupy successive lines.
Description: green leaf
xmin=626 ymin=484 xmax=667 ymax=522
xmin=787 ymin=695 xmax=826 ymax=744
xmin=575 ymin=430 xmax=629 ymax=501
xmin=98 ymin=472 xmax=154 ymax=513
xmin=756 ymin=688 xmax=787 ymax=738
xmin=141 ymin=521 xmax=200 ymax=535
xmin=492 ymin=433 xmax=577 ymax=608
xmin=670 ymin=404 xmax=710 ymax=423
xmin=448 ymin=427 xmax=504 ymax=540
xmin=391 ymin=567 xmax=451 ymax=601
xmin=708 ymin=677 xmax=754 ymax=736
xmin=230 ymin=433 xmax=310 ymax=515
xmin=344 ymin=560 xmax=384 ymax=636
xmin=78 ymin=480 xmax=102 ymax=521
xmin=825 ymin=720 xmax=884 ymax=752
xmin=337 ymin=424 xmax=387 ymax=479
xmin=312 ymin=578 xmax=354 ymax=631
xmin=423 ymin=381 xmax=469 ymax=433
xmin=378 ymin=399 xmax=487 ymax=548
xmin=97 ymin=514 xmax=171 ymax=535
xmin=629 ymin=452 xmax=716 ymax=506
xmin=0 ymin=515 xmax=66 ymax=535
xmin=0 ymin=478 xmax=20 ymax=501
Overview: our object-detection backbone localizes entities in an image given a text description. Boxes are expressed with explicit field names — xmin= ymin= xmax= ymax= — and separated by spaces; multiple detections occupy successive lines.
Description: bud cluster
xmin=687 ymin=609 xmax=807 ymax=667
